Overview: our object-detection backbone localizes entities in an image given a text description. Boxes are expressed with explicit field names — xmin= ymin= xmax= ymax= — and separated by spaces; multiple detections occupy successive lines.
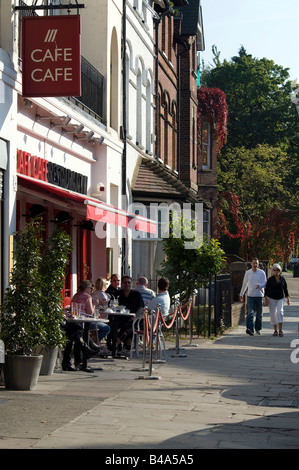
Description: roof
xmin=132 ymin=159 xmax=204 ymax=205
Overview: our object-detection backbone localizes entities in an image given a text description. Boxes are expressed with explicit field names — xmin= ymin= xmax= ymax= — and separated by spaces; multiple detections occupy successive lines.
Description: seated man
xmin=116 ymin=275 xmax=144 ymax=354
xmin=147 ymin=278 xmax=170 ymax=318
xmin=134 ymin=276 xmax=155 ymax=305
xmin=106 ymin=273 xmax=122 ymax=299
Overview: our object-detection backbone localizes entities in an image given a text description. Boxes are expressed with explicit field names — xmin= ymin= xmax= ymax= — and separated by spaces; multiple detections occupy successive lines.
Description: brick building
xmin=132 ymin=0 xmax=208 ymax=282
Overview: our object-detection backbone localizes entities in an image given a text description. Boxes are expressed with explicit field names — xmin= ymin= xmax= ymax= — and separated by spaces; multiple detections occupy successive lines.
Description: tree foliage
xmin=202 ymin=46 xmax=299 ymax=262
xmin=158 ymin=215 xmax=226 ymax=298
xmin=203 ymin=46 xmax=298 ymax=149
xmin=0 ymin=222 xmax=72 ymax=354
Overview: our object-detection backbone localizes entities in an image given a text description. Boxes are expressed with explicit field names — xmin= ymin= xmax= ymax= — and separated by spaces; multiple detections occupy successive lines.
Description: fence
xmin=132 ymin=272 xmax=232 ymax=338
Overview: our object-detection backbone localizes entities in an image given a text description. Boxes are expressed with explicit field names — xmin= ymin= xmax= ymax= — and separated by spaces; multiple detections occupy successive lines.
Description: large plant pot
xmin=4 ymin=354 xmax=43 ymax=390
xmin=35 ymin=345 xmax=59 ymax=375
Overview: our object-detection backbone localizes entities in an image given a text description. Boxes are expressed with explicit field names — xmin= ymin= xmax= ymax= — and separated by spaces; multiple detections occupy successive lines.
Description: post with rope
xmin=138 ymin=309 xmax=161 ymax=380
xmin=153 ymin=304 xmax=166 ymax=363
xmin=171 ymin=299 xmax=193 ymax=358
xmin=131 ymin=307 xmax=149 ymax=372
xmin=182 ymin=297 xmax=199 ymax=348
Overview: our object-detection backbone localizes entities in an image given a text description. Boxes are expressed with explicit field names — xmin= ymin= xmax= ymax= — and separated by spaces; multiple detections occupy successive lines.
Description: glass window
xmin=202 ymin=121 xmax=211 ymax=169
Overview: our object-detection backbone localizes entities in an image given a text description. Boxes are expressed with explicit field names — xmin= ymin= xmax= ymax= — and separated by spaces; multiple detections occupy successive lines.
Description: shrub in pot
xmin=0 ymin=222 xmax=45 ymax=390
xmin=0 ymin=221 xmax=72 ymax=386
xmin=37 ymin=225 xmax=72 ymax=375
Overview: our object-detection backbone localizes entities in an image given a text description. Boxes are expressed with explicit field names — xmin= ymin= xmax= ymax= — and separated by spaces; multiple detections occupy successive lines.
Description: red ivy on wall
xmin=197 ymin=87 xmax=228 ymax=152
xmin=218 ymin=191 xmax=298 ymax=262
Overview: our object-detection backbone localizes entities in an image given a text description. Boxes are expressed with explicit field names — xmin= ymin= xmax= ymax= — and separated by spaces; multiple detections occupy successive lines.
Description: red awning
xmin=17 ymin=174 xmax=157 ymax=234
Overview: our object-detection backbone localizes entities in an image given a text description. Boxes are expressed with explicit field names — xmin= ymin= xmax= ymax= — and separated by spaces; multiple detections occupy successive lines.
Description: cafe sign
xmin=17 ymin=149 xmax=88 ymax=195
xmin=22 ymin=15 xmax=81 ymax=97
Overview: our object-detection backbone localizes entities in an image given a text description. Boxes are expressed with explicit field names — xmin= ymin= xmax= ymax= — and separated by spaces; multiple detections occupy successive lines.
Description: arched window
xmin=110 ymin=28 xmax=119 ymax=132
xmin=145 ymin=73 xmax=153 ymax=154
xmin=136 ymin=68 xmax=142 ymax=146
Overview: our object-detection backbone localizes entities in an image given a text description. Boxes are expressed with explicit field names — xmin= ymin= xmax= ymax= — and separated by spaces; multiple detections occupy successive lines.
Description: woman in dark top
xmin=265 ymin=264 xmax=290 ymax=337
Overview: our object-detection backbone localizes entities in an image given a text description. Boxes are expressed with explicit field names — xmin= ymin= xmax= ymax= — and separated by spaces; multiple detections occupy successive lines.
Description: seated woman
xmin=62 ymin=280 xmax=100 ymax=371
xmin=92 ymin=277 xmax=111 ymax=352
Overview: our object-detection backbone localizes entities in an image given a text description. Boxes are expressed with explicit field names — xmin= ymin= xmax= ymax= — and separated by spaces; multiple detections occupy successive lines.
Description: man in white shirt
xmin=147 ymin=278 xmax=170 ymax=318
xmin=240 ymin=258 xmax=267 ymax=336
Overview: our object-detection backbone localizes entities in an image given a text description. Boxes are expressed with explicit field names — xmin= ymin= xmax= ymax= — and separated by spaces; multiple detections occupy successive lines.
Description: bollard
xmin=182 ymin=297 xmax=199 ymax=348
xmin=153 ymin=305 xmax=166 ymax=364
xmin=131 ymin=307 xmax=149 ymax=372
xmin=138 ymin=309 xmax=161 ymax=380
xmin=171 ymin=301 xmax=187 ymax=358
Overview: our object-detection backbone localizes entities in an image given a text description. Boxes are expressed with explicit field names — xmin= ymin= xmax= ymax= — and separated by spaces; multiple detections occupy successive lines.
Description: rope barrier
xmin=136 ymin=308 xmax=161 ymax=380
xmin=131 ymin=298 xmax=193 ymax=375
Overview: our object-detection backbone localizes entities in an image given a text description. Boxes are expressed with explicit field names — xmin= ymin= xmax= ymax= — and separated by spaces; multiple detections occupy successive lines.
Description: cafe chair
xmin=130 ymin=316 xmax=144 ymax=359
xmin=130 ymin=314 xmax=166 ymax=361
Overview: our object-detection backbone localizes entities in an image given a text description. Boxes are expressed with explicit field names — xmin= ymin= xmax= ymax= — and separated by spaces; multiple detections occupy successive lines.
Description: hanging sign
xmin=22 ymin=15 xmax=81 ymax=97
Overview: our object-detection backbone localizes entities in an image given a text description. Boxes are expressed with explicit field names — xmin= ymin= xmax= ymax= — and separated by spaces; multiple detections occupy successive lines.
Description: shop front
xmin=16 ymin=148 xmax=157 ymax=306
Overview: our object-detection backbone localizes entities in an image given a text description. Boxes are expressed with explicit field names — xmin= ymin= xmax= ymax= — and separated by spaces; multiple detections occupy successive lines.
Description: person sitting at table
xmin=92 ymin=277 xmax=111 ymax=353
xmin=62 ymin=280 xmax=101 ymax=371
xmin=106 ymin=273 xmax=122 ymax=300
xmin=116 ymin=275 xmax=144 ymax=355
xmin=134 ymin=276 xmax=156 ymax=305
xmin=147 ymin=277 xmax=170 ymax=318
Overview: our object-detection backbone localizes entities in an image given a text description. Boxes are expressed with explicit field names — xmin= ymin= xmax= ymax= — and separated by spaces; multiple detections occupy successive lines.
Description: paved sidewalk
xmin=0 ymin=273 xmax=299 ymax=450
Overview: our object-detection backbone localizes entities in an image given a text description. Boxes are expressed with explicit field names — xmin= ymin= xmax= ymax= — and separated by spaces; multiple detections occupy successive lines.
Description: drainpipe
xmin=154 ymin=16 xmax=160 ymax=162
xmin=177 ymin=41 xmax=191 ymax=180
xmin=121 ymin=0 xmax=127 ymax=275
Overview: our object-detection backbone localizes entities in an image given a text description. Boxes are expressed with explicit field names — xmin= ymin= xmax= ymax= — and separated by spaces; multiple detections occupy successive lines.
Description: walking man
xmin=240 ymin=258 xmax=267 ymax=336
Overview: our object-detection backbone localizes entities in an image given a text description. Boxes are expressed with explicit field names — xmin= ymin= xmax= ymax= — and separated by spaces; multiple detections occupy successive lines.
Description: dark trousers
xmin=62 ymin=323 xmax=88 ymax=368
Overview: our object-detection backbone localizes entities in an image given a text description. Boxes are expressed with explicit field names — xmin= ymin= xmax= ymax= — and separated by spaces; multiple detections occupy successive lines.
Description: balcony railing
xmin=67 ymin=57 xmax=104 ymax=123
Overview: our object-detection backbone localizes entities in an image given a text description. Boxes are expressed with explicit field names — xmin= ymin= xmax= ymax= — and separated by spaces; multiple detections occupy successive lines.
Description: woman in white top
xmin=93 ymin=277 xmax=110 ymax=308
xmin=91 ymin=277 xmax=111 ymax=345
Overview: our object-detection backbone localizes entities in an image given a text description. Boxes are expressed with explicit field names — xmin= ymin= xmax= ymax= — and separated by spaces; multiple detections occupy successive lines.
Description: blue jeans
xmin=246 ymin=296 xmax=263 ymax=332
xmin=90 ymin=322 xmax=111 ymax=342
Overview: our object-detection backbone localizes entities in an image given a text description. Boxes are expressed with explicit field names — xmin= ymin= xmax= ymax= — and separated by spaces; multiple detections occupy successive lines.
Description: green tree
xmin=202 ymin=46 xmax=299 ymax=260
xmin=203 ymin=46 xmax=298 ymax=150
xmin=158 ymin=215 xmax=226 ymax=298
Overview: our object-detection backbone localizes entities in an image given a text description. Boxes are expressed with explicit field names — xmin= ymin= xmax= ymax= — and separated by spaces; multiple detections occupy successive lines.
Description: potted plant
xmin=0 ymin=221 xmax=72 ymax=387
xmin=0 ymin=221 xmax=45 ymax=390
xmin=37 ymin=225 xmax=72 ymax=375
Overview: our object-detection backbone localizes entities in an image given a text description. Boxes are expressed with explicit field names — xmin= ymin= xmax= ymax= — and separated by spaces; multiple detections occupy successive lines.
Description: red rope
xmin=141 ymin=300 xmax=192 ymax=345
xmin=178 ymin=301 xmax=192 ymax=321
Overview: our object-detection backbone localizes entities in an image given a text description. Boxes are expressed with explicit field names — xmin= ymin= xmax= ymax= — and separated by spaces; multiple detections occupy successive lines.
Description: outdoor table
xmin=64 ymin=315 xmax=109 ymax=370
xmin=105 ymin=310 xmax=135 ymax=357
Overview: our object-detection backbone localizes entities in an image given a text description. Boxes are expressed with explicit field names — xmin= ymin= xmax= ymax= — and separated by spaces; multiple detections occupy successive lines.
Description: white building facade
xmin=0 ymin=0 xmax=156 ymax=303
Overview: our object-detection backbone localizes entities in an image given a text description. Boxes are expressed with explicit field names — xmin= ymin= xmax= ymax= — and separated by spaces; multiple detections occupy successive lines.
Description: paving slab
xmin=0 ymin=272 xmax=298 ymax=451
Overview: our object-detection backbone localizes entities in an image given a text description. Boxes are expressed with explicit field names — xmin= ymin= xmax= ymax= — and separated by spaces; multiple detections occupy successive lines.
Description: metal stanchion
xmin=131 ymin=307 xmax=149 ymax=372
xmin=182 ymin=297 xmax=199 ymax=348
xmin=138 ymin=310 xmax=161 ymax=380
xmin=149 ymin=305 xmax=166 ymax=364
xmin=152 ymin=309 xmax=166 ymax=363
xmin=171 ymin=302 xmax=187 ymax=358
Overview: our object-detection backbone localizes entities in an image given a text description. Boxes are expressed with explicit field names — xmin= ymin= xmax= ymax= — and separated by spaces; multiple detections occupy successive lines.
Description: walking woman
xmin=265 ymin=264 xmax=290 ymax=337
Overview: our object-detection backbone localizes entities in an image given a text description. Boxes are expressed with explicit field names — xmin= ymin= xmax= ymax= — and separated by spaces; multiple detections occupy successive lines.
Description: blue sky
xmin=200 ymin=0 xmax=299 ymax=82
